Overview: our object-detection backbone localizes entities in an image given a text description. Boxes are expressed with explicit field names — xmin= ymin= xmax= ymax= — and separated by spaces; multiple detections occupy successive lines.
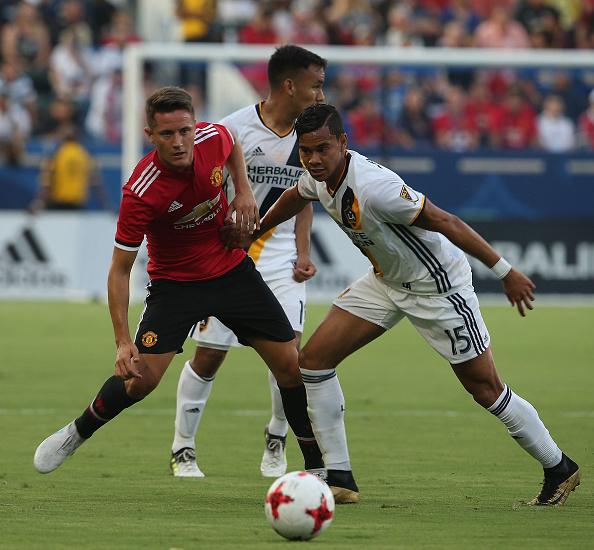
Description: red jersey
xmin=115 ymin=122 xmax=246 ymax=281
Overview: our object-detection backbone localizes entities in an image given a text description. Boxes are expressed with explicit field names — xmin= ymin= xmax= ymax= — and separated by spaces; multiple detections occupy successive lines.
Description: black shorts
xmin=134 ymin=257 xmax=295 ymax=354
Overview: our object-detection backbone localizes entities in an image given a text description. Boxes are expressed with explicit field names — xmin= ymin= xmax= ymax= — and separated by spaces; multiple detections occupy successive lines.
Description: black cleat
xmin=528 ymin=453 xmax=580 ymax=506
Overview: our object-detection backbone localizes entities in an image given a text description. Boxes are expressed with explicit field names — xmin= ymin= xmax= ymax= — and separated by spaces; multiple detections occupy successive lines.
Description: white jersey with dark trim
xmin=297 ymin=150 xmax=472 ymax=295
xmin=219 ymin=103 xmax=304 ymax=281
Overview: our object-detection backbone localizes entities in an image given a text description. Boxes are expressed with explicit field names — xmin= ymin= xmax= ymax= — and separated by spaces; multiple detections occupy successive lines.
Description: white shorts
xmin=334 ymin=267 xmax=490 ymax=365
xmin=189 ymin=276 xmax=306 ymax=351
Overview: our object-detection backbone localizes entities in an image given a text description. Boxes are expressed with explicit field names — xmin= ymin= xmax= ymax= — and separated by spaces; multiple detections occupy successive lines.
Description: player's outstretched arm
xmin=220 ymin=186 xmax=310 ymax=250
xmin=413 ymin=199 xmax=535 ymax=316
xmin=108 ymin=247 xmax=142 ymax=379
xmin=293 ymin=201 xmax=317 ymax=282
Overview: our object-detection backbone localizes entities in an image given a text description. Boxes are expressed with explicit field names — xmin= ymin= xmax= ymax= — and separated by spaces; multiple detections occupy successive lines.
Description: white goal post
xmin=122 ymin=42 xmax=594 ymax=184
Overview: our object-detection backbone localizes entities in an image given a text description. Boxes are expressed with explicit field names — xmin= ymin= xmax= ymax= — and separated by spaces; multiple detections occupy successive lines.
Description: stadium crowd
xmin=1 ymin=0 xmax=594 ymax=164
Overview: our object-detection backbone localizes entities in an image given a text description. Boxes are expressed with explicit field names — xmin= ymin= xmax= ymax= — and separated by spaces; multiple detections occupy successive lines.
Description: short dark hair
xmin=145 ymin=86 xmax=194 ymax=129
xmin=267 ymin=45 xmax=327 ymax=91
xmin=295 ymin=103 xmax=344 ymax=139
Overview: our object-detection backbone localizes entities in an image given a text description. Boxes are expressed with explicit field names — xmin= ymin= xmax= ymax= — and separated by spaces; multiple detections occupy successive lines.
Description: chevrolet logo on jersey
xmin=174 ymin=193 xmax=222 ymax=228
xmin=341 ymin=187 xmax=362 ymax=230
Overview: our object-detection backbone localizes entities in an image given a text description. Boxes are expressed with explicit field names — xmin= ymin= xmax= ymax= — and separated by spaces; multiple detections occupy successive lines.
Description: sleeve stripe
xmin=114 ymin=239 xmax=142 ymax=252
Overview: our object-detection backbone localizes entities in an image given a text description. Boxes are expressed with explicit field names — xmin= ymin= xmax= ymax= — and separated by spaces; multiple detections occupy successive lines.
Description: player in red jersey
xmin=33 ymin=86 xmax=332 ymax=484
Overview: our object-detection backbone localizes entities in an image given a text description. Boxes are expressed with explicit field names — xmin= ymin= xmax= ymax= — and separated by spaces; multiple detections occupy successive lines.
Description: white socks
xmin=172 ymin=360 xmax=214 ymax=453
xmin=300 ymin=368 xmax=351 ymax=471
xmin=266 ymin=370 xmax=288 ymax=437
xmin=488 ymin=384 xmax=562 ymax=469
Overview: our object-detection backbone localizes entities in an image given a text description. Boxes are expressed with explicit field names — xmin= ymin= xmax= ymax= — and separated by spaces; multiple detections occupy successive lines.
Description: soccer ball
xmin=265 ymin=471 xmax=335 ymax=541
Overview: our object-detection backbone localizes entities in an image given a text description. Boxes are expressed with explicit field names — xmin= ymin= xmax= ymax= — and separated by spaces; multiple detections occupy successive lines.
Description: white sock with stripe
xmin=300 ymin=368 xmax=351 ymax=471
xmin=266 ymin=370 xmax=288 ymax=437
xmin=488 ymin=384 xmax=562 ymax=468
xmin=172 ymin=360 xmax=214 ymax=453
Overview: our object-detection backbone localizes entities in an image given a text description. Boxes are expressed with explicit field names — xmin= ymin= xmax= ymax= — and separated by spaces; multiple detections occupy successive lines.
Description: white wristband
xmin=491 ymin=257 xmax=512 ymax=279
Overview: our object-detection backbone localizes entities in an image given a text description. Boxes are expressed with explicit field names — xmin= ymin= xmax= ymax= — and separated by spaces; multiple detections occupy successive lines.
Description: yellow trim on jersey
xmin=361 ymin=248 xmax=383 ymax=277
xmin=248 ymin=226 xmax=277 ymax=264
xmin=257 ymin=101 xmax=294 ymax=138
xmin=296 ymin=181 xmax=320 ymax=201
xmin=408 ymin=195 xmax=426 ymax=226
xmin=327 ymin=152 xmax=350 ymax=197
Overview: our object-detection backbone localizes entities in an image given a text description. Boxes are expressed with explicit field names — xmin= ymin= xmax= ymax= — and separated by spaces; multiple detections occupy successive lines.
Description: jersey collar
xmin=326 ymin=151 xmax=351 ymax=196
xmin=256 ymin=101 xmax=294 ymax=138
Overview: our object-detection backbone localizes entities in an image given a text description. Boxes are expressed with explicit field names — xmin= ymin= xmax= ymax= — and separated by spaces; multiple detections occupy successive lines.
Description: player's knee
xmin=126 ymin=377 xmax=158 ymax=400
xmin=190 ymin=347 xmax=226 ymax=378
xmin=471 ymin=384 xmax=504 ymax=409
xmin=270 ymin=357 xmax=302 ymax=387
xmin=298 ymin=346 xmax=329 ymax=371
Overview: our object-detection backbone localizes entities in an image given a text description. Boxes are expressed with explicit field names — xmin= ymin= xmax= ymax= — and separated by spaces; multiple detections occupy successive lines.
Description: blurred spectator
xmin=487 ymin=88 xmax=537 ymax=150
xmin=87 ymin=0 xmax=117 ymax=46
xmin=515 ymin=0 xmax=564 ymax=48
xmin=432 ymin=85 xmax=479 ymax=151
xmin=85 ymin=69 xmax=122 ymax=143
xmin=176 ymin=0 xmax=221 ymax=43
xmin=0 ymin=56 xmax=37 ymax=129
xmin=468 ymin=0 xmax=515 ymax=21
xmin=0 ymin=1 xmax=52 ymax=90
xmin=536 ymin=94 xmax=575 ymax=152
xmin=28 ymin=127 xmax=112 ymax=213
xmin=464 ymin=73 xmax=500 ymax=146
xmin=286 ymin=1 xmax=329 ymax=45
xmin=473 ymin=5 xmax=531 ymax=49
xmin=324 ymin=0 xmax=380 ymax=46
xmin=48 ymin=27 xmax=94 ymax=121
xmin=94 ymin=10 xmax=141 ymax=78
xmin=576 ymin=89 xmax=594 ymax=150
xmin=548 ymin=70 xmax=589 ymax=124
xmin=382 ymin=69 xmax=408 ymax=127
xmin=326 ymin=68 xmax=359 ymax=114
xmin=400 ymin=0 xmax=442 ymax=47
xmin=440 ymin=0 xmax=481 ymax=37
xmin=575 ymin=0 xmax=594 ymax=49
xmin=40 ymin=97 xmax=78 ymax=142
xmin=237 ymin=4 xmax=278 ymax=44
xmin=395 ymin=85 xmax=433 ymax=150
xmin=0 ymin=89 xmax=32 ymax=165
xmin=383 ymin=2 xmax=425 ymax=47
xmin=346 ymin=94 xmax=384 ymax=150
xmin=56 ymin=0 xmax=93 ymax=48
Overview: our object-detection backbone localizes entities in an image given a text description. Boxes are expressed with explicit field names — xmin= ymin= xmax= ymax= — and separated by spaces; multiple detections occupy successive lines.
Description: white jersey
xmin=297 ymin=150 xmax=472 ymax=295
xmin=220 ymin=102 xmax=305 ymax=281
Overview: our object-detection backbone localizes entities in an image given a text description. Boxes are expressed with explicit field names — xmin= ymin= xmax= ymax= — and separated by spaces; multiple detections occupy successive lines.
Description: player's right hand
xmin=501 ymin=268 xmax=536 ymax=317
xmin=114 ymin=341 xmax=142 ymax=380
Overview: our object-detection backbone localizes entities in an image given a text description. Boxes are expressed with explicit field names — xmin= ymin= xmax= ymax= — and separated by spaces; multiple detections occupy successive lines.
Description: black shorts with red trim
xmin=134 ymin=257 xmax=295 ymax=354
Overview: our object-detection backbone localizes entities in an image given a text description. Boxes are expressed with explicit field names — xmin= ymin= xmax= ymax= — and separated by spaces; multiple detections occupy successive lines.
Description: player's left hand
xmin=501 ymin=268 xmax=536 ymax=317
xmin=293 ymin=255 xmax=317 ymax=282
xmin=226 ymin=191 xmax=260 ymax=235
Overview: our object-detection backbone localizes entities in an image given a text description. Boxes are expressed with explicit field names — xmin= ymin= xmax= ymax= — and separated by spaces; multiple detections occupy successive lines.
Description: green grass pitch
xmin=0 ymin=301 xmax=592 ymax=549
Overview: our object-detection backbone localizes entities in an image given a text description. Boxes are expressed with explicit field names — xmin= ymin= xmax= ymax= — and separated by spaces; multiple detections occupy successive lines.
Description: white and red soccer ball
xmin=265 ymin=471 xmax=335 ymax=541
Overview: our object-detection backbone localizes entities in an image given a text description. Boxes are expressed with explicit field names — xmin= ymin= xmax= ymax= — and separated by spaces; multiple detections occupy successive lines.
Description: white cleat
xmin=34 ymin=421 xmax=85 ymax=474
xmin=260 ymin=426 xmax=287 ymax=478
xmin=170 ymin=447 xmax=205 ymax=477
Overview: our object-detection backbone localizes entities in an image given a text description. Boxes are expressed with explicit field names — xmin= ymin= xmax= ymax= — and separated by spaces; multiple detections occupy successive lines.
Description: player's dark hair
xmin=145 ymin=86 xmax=195 ymax=129
xmin=267 ymin=45 xmax=327 ymax=91
xmin=295 ymin=103 xmax=344 ymax=139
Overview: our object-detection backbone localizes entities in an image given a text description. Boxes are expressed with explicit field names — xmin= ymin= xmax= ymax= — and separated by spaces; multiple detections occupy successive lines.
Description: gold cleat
xmin=331 ymin=486 xmax=360 ymax=504
xmin=528 ymin=454 xmax=581 ymax=506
